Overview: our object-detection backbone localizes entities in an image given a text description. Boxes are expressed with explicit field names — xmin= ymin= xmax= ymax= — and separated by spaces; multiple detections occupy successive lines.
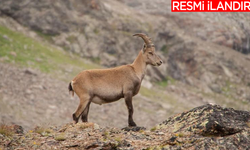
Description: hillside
xmin=0 ymin=0 xmax=250 ymax=141
xmin=1 ymin=0 xmax=250 ymax=96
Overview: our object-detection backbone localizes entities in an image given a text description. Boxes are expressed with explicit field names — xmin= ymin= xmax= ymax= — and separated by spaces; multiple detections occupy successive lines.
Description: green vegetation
xmin=66 ymin=35 xmax=77 ymax=43
xmin=93 ymin=28 xmax=99 ymax=34
xmin=150 ymin=126 xmax=157 ymax=132
xmin=102 ymin=130 xmax=110 ymax=141
xmin=34 ymin=127 xmax=53 ymax=136
xmin=0 ymin=25 xmax=101 ymax=80
xmin=156 ymin=76 xmax=176 ymax=88
xmin=160 ymin=45 xmax=168 ymax=54
xmin=54 ymin=133 xmax=66 ymax=141
xmin=175 ymin=132 xmax=184 ymax=137
xmin=156 ymin=79 xmax=168 ymax=87
xmin=79 ymin=123 xmax=94 ymax=130
xmin=144 ymin=146 xmax=163 ymax=150
xmin=0 ymin=124 xmax=13 ymax=137
xmin=91 ymin=57 xmax=101 ymax=64
xmin=114 ymin=136 xmax=122 ymax=142
xmin=221 ymin=80 xmax=235 ymax=96
xmin=35 ymin=30 xmax=54 ymax=42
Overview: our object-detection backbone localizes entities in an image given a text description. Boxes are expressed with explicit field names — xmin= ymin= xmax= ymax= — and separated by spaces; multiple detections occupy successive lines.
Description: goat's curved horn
xmin=133 ymin=33 xmax=153 ymax=46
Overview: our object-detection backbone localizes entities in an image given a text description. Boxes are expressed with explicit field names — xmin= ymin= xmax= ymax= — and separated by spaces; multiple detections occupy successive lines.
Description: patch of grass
xmin=0 ymin=124 xmax=13 ymax=137
xmin=114 ymin=136 xmax=122 ymax=142
xmin=166 ymin=76 xmax=176 ymax=84
xmin=144 ymin=147 xmax=155 ymax=150
xmin=0 ymin=25 xmax=101 ymax=80
xmin=35 ymin=30 xmax=54 ymax=42
xmin=34 ymin=127 xmax=44 ymax=135
xmin=221 ymin=80 xmax=236 ymax=97
xmin=102 ymin=130 xmax=110 ymax=140
xmin=247 ymin=83 xmax=250 ymax=87
xmin=79 ymin=123 xmax=94 ymax=130
xmin=156 ymin=79 xmax=168 ymax=87
xmin=91 ymin=57 xmax=100 ymax=64
xmin=160 ymin=45 xmax=168 ymax=54
xmin=55 ymin=133 xmax=66 ymax=141
xmin=66 ymin=35 xmax=78 ymax=43
xmin=34 ymin=126 xmax=53 ymax=136
xmin=93 ymin=28 xmax=99 ymax=34
xmin=175 ymin=133 xmax=184 ymax=137
xmin=150 ymin=126 xmax=157 ymax=132
xmin=156 ymin=76 xmax=176 ymax=88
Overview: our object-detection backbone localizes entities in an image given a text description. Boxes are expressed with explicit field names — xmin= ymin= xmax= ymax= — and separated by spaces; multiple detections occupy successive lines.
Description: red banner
xmin=171 ymin=0 xmax=250 ymax=11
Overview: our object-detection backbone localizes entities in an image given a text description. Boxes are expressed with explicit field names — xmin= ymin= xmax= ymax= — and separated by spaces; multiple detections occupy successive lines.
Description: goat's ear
xmin=142 ymin=44 xmax=146 ymax=53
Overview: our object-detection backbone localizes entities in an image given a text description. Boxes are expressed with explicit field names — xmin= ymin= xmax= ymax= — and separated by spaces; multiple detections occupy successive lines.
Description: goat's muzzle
xmin=157 ymin=60 xmax=163 ymax=66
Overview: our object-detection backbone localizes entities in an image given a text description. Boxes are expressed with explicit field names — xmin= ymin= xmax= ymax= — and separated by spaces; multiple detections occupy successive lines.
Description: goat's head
xmin=133 ymin=33 xmax=163 ymax=66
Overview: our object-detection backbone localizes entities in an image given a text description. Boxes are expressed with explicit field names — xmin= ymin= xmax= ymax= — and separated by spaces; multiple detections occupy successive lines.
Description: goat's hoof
xmin=81 ymin=117 xmax=88 ymax=122
xmin=72 ymin=113 xmax=79 ymax=124
xmin=129 ymin=122 xmax=137 ymax=127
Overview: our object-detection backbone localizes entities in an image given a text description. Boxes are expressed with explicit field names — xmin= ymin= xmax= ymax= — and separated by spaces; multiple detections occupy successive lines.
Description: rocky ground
xmin=1 ymin=104 xmax=249 ymax=149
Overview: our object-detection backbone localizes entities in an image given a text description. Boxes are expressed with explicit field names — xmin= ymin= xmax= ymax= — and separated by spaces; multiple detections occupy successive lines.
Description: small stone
xmin=156 ymin=132 xmax=164 ymax=135
xmin=3 ymin=35 xmax=12 ymax=41
xmin=209 ymin=84 xmax=221 ymax=93
xmin=121 ymin=126 xmax=146 ymax=132
xmin=24 ymin=68 xmax=37 ymax=75
xmin=94 ymin=124 xmax=100 ymax=130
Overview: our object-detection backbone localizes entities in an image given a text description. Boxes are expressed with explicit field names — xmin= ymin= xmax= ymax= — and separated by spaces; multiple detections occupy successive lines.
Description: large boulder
xmin=158 ymin=104 xmax=250 ymax=149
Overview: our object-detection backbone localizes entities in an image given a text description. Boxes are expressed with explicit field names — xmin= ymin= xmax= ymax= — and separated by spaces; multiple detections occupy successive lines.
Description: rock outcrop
xmin=1 ymin=104 xmax=249 ymax=149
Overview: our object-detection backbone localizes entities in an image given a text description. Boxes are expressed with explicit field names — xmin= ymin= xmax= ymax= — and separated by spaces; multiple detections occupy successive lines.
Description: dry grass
xmin=0 ymin=124 xmax=13 ymax=137
xmin=34 ymin=126 xmax=53 ymax=136
xmin=55 ymin=133 xmax=66 ymax=141
xmin=78 ymin=123 xmax=94 ymax=130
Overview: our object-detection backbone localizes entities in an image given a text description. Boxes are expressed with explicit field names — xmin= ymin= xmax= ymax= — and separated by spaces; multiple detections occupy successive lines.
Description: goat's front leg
xmin=124 ymin=92 xmax=137 ymax=127
xmin=73 ymin=94 xmax=90 ymax=123
xmin=81 ymin=102 xmax=91 ymax=122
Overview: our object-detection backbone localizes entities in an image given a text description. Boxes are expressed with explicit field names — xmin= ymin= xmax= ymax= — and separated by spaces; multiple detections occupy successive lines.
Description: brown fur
xmin=69 ymin=33 xmax=162 ymax=126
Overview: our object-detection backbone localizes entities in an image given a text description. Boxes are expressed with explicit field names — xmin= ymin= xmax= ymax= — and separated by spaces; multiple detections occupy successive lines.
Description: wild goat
xmin=68 ymin=33 xmax=163 ymax=126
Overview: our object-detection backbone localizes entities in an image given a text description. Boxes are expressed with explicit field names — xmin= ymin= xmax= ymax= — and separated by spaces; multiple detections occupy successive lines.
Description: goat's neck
xmin=131 ymin=50 xmax=147 ymax=81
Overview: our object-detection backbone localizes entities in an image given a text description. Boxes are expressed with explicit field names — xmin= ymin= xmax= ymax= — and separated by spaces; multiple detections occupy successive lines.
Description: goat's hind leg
xmin=81 ymin=101 xmax=91 ymax=122
xmin=72 ymin=94 xmax=90 ymax=123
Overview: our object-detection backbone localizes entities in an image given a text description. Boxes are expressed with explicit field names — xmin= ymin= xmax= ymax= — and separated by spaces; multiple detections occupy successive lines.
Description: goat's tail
xmin=68 ymin=81 xmax=74 ymax=97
